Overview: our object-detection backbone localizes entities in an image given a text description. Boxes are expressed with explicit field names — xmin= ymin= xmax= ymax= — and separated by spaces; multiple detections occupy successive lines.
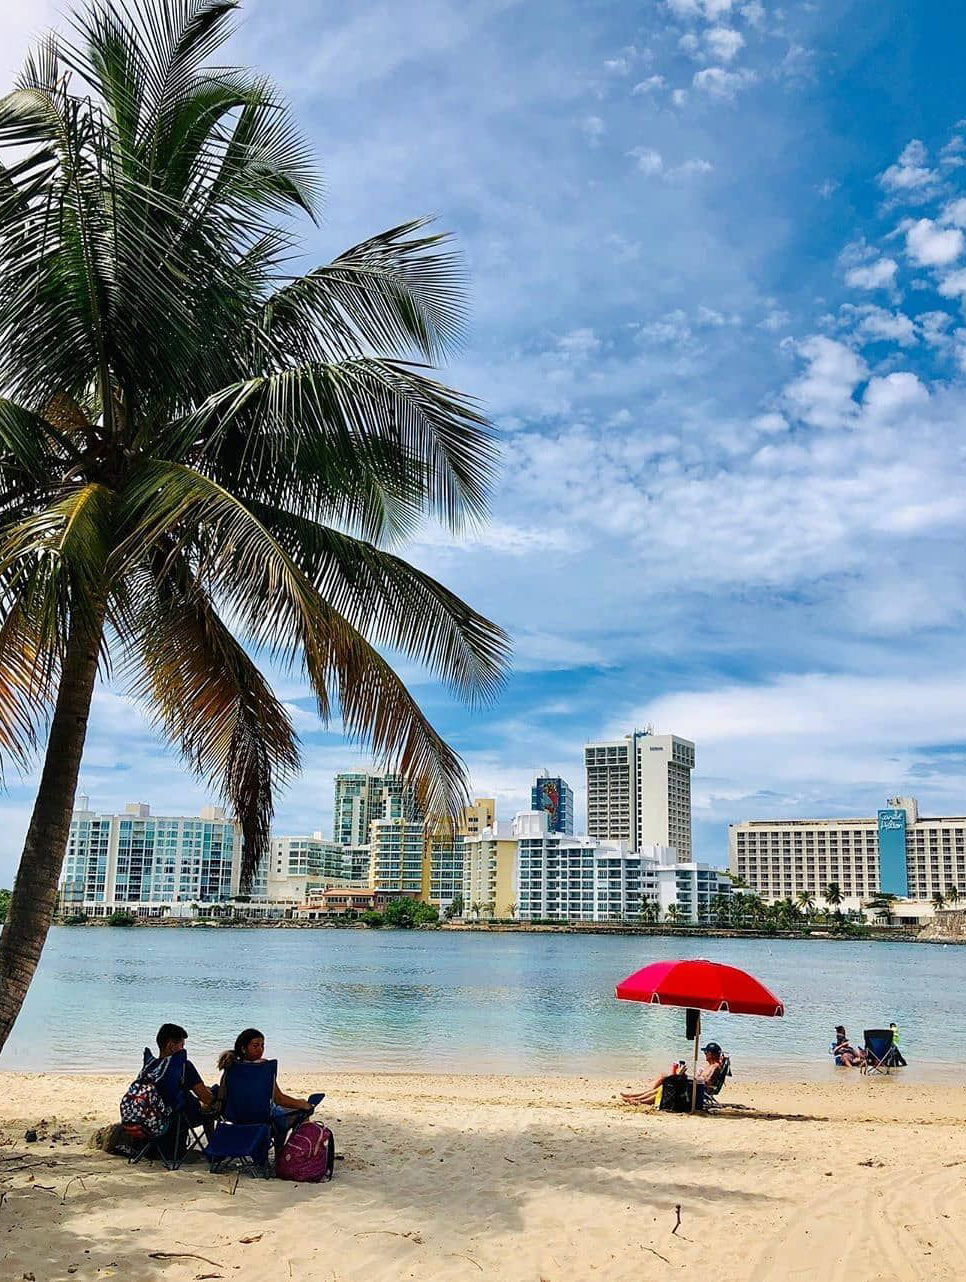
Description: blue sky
xmin=5 ymin=0 xmax=966 ymax=881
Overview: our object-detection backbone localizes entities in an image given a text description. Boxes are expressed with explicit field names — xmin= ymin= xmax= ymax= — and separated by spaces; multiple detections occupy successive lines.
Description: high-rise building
xmin=584 ymin=730 xmax=695 ymax=860
xmin=530 ymin=775 xmax=574 ymax=835
xmin=369 ymin=818 xmax=425 ymax=896
xmin=332 ymin=771 xmax=422 ymax=847
xmin=460 ymin=798 xmax=495 ymax=838
xmin=60 ymin=798 xmax=241 ymax=915
xmin=249 ymin=834 xmax=349 ymax=903
xmin=729 ymin=795 xmax=966 ymax=906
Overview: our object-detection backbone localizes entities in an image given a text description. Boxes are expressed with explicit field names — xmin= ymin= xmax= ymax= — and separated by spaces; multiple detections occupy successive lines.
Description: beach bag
xmin=276 ymin=1120 xmax=335 ymax=1182
xmin=657 ymin=1073 xmax=696 ymax=1113
xmin=119 ymin=1057 xmax=174 ymax=1137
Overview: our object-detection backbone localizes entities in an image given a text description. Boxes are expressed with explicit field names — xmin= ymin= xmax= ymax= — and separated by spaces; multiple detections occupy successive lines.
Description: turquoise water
xmin=1 ymin=927 xmax=962 ymax=1078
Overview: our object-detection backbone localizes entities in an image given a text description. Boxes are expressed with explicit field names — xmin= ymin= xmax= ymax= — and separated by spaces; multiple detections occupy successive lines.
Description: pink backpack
xmin=276 ymin=1120 xmax=335 ymax=1182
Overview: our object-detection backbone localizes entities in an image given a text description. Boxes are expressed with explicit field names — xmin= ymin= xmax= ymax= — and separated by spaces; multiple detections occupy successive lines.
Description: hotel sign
xmin=877 ymin=807 xmax=908 ymax=896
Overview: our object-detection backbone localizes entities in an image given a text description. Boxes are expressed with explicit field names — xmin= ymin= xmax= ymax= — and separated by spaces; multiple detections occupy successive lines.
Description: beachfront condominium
xmin=248 ymin=834 xmax=351 ymax=905
xmin=584 ymin=730 xmax=695 ymax=860
xmin=511 ymin=810 xmax=730 ymax=925
xmin=729 ymin=795 xmax=966 ymax=907
xmin=59 ymin=798 xmax=241 ymax=917
xmin=531 ymin=775 xmax=575 ymax=835
xmin=332 ymin=770 xmax=423 ymax=848
xmin=368 ymin=799 xmax=496 ymax=911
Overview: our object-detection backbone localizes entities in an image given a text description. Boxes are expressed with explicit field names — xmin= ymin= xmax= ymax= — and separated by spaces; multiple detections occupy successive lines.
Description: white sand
xmin=1 ymin=1070 xmax=964 ymax=1281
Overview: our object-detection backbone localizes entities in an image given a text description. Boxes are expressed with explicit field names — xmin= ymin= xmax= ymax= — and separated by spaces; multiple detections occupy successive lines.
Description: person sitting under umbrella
xmin=621 ymin=1041 xmax=726 ymax=1106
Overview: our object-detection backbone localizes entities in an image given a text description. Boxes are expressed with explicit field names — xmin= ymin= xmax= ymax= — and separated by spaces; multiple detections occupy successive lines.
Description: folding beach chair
xmin=125 ymin=1049 xmax=209 ymax=1170
xmin=204 ymin=1059 xmax=278 ymax=1177
xmin=862 ymin=1029 xmax=903 ymax=1075
xmin=702 ymin=1055 xmax=732 ymax=1109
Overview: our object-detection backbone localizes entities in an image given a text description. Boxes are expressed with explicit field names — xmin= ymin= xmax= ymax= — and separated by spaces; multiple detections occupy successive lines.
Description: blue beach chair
xmin=205 ymin=1059 xmax=278 ymax=1177
xmin=126 ymin=1049 xmax=208 ymax=1171
xmin=862 ymin=1029 xmax=904 ymax=1075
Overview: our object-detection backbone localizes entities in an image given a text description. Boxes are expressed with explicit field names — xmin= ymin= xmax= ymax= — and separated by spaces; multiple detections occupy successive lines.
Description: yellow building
xmin=462 ymin=823 xmax=517 ymax=919
xmin=419 ymin=800 xmax=497 ymax=910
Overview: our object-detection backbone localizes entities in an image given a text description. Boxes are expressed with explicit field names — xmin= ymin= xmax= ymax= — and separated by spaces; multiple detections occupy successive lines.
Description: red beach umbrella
xmin=615 ymin=958 xmax=784 ymax=1111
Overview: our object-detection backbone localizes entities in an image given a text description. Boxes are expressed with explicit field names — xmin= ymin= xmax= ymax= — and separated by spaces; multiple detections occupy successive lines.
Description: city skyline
xmin=5 ymin=1 xmax=966 ymax=885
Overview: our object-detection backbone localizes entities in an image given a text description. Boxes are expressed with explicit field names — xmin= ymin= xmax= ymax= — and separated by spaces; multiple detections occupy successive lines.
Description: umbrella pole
xmin=690 ymin=1013 xmax=700 ymax=1114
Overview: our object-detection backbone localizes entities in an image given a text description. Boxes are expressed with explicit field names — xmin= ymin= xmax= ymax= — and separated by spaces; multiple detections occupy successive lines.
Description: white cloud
xmin=671 ymin=88 xmax=689 ymax=107
xmin=917 ymin=310 xmax=955 ymax=346
xmin=760 ymin=309 xmax=791 ymax=331
xmin=840 ymin=303 xmax=916 ymax=346
xmin=632 ymin=75 xmax=666 ymax=94
xmin=941 ymin=197 xmax=966 ymax=226
xmin=692 ymin=67 xmax=757 ymax=99
xmin=752 ymin=412 xmax=788 ymax=433
xmin=580 ymin=115 xmax=605 ymax=146
xmin=783 ymin=336 xmax=866 ymax=429
xmin=861 ymin=371 xmax=928 ymax=423
xmin=878 ymin=140 xmax=938 ymax=195
xmin=703 ymin=0 xmax=735 ymax=17
xmin=667 ymin=157 xmax=714 ymax=179
xmin=679 ymin=33 xmax=701 ymax=54
xmin=604 ymin=57 xmax=632 ymax=75
xmin=666 ymin=0 xmax=702 ymax=17
xmin=937 ymin=268 xmax=966 ymax=299
xmin=905 ymin=218 xmax=965 ymax=267
xmin=741 ymin=1 xmax=766 ymax=25
xmin=628 ymin=146 xmax=664 ymax=175
xmin=556 ymin=327 xmax=602 ymax=359
xmin=844 ymin=256 xmax=897 ymax=289
xmin=704 ymin=27 xmax=745 ymax=62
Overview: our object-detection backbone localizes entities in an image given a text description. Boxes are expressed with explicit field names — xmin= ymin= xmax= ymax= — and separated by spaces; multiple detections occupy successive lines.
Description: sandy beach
xmin=0 ymin=1071 xmax=963 ymax=1282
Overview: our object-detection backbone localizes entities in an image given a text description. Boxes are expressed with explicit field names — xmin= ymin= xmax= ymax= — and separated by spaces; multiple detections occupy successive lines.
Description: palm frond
xmin=264 ymin=219 xmax=466 ymax=363
xmin=248 ymin=503 xmax=509 ymax=705
xmin=118 ymin=552 xmax=299 ymax=885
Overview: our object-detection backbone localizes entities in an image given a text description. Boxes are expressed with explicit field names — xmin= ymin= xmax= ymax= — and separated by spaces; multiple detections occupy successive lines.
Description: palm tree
xmin=932 ymin=891 xmax=946 ymax=911
xmin=0 ymin=1 xmax=510 ymax=1052
xmin=470 ymin=901 xmax=482 ymax=922
xmin=664 ymin=903 xmax=682 ymax=924
xmin=796 ymin=889 xmax=816 ymax=921
xmin=865 ymin=893 xmax=898 ymax=926
xmin=506 ymin=900 xmax=517 ymax=920
xmin=947 ymin=885 xmax=961 ymax=906
xmin=823 ymin=882 xmax=843 ymax=915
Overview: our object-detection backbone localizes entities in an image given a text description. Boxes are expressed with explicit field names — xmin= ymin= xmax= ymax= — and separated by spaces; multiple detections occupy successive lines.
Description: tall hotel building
xmin=530 ymin=775 xmax=575 ymax=835
xmin=584 ymin=731 xmax=695 ymax=860
xmin=729 ymin=796 xmax=966 ymax=904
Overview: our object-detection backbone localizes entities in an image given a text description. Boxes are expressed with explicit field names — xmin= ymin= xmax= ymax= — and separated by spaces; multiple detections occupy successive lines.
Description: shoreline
xmin=46 ymin=917 xmax=947 ymax=943
xmin=0 ymin=1072 xmax=963 ymax=1280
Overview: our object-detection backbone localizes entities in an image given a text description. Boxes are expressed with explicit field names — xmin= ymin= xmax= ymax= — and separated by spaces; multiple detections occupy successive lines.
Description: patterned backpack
xmin=276 ymin=1120 xmax=335 ymax=1182
xmin=120 ymin=1056 xmax=174 ymax=1136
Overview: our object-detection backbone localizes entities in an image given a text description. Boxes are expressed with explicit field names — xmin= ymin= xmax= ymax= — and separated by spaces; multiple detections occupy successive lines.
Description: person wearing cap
xmin=621 ymin=1042 xmax=726 ymax=1106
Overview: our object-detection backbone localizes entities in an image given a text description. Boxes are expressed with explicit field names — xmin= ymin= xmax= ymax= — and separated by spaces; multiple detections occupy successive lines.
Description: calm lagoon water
xmin=2 ymin=927 xmax=963 ymax=1079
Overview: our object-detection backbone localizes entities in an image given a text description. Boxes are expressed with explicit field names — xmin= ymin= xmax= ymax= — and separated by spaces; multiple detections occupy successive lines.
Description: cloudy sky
xmin=4 ymin=0 xmax=966 ymax=881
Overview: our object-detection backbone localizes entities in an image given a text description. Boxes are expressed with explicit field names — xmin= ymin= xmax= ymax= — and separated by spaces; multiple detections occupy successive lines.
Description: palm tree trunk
xmin=0 ymin=605 xmax=105 ymax=1054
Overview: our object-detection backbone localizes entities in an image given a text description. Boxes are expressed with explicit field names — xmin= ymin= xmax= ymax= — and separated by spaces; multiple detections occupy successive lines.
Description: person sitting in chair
xmin=830 ymin=1025 xmax=865 ymax=1068
xmin=217 ymin=1028 xmax=323 ymax=1149
xmin=149 ymin=1023 xmax=216 ymax=1134
xmin=621 ymin=1042 xmax=726 ymax=1106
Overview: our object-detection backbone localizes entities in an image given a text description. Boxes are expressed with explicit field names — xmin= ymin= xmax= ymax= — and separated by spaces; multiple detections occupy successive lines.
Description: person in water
xmin=218 ymin=1028 xmax=323 ymax=1147
xmin=621 ymin=1043 xmax=726 ymax=1106
xmin=830 ymin=1025 xmax=865 ymax=1067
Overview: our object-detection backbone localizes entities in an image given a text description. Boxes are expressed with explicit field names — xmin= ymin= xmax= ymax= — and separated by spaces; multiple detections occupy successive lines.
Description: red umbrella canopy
xmin=615 ymin=958 xmax=784 ymax=1017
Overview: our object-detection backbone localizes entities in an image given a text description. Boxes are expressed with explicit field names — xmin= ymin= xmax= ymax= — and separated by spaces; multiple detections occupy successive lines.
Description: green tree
xmin=932 ymin=891 xmax=946 ymax=911
xmin=796 ymin=889 xmax=816 ymax=920
xmin=506 ymin=899 xmax=517 ymax=920
xmin=823 ymin=883 xmax=843 ymax=915
xmin=469 ymin=901 xmax=482 ymax=922
xmin=947 ymin=885 xmax=961 ymax=906
xmin=0 ymin=889 xmax=10 ymax=922
xmin=361 ymin=910 xmax=383 ymax=928
xmin=665 ymin=903 xmax=682 ymax=924
xmin=443 ymin=892 xmax=463 ymax=921
xmin=382 ymin=897 xmax=439 ymax=928
xmin=106 ymin=910 xmax=136 ymax=927
xmin=865 ymin=893 xmax=898 ymax=925
xmin=0 ymin=0 xmax=509 ymax=1052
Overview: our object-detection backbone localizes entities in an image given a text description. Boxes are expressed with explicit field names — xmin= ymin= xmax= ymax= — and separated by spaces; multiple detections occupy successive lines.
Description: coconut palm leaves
xmin=0 ymin=0 xmax=509 ymax=949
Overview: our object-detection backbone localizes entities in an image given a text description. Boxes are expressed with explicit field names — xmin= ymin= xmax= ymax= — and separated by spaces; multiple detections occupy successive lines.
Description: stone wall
xmin=918 ymin=909 xmax=966 ymax=942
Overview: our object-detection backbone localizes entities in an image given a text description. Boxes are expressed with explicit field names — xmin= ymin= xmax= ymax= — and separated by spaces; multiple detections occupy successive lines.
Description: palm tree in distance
xmin=0 ymin=0 xmax=510 ymax=1052
xmin=865 ymin=893 xmax=898 ymax=926
xmin=796 ymin=889 xmax=816 ymax=921
xmin=823 ymin=882 xmax=844 ymax=916
xmin=932 ymin=891 xmax=946 ymax=911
